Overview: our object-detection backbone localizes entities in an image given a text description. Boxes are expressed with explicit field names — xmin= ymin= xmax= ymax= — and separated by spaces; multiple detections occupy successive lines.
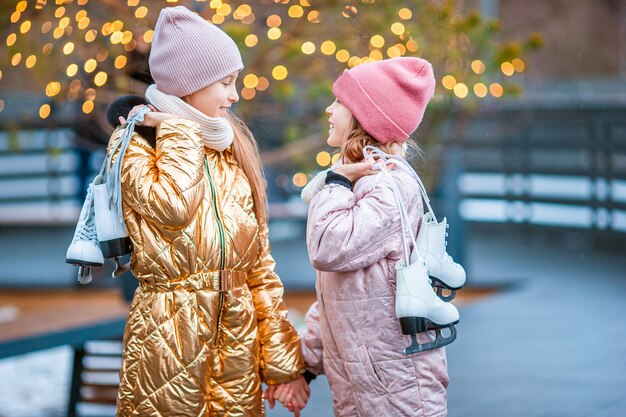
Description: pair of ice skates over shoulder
xmin=364 ymin=145 xmax=466 ymax=354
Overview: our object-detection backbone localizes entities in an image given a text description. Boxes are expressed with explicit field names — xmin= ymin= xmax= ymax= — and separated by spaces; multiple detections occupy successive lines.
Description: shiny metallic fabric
xmin=108 ymin=119 xmax=304 ymax=416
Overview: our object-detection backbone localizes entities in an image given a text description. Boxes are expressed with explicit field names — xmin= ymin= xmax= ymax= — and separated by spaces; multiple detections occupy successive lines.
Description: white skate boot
xmin=66 ymin=183 xmax=104 ymax=284
xmin=396 ymin=252 xmax=459 ymax=354
xmin=93 ymin=175 xmax=132 ymax=278
xmin=416 ymin=212 xmax=466 ymax=301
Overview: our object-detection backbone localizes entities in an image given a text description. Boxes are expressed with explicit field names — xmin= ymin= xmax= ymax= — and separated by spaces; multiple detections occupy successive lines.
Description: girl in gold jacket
xmin=108 ymin=6 xmax=307 ymax=416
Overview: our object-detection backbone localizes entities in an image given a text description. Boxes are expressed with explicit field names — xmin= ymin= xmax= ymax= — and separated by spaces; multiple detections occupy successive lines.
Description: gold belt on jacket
xmin=140 ymin=270 xmax=247 ymax=293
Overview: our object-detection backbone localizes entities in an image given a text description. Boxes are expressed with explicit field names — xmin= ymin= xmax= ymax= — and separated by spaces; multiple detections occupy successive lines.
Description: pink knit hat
xmin=149 ymin=6 xmax=244 ymax=97
xmin=332 ymin=57 xmax=436 ymax=144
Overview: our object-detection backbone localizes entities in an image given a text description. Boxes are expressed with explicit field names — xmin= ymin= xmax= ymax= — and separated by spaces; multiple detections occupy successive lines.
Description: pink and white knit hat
xmin=332 ymin=57 xmax=436 ymax=144
xmin=149 ymin=6 xmax=244 ymax=97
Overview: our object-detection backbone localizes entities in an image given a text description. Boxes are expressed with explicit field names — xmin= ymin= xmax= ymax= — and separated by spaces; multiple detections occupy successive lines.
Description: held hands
xmin=118 ymin=104 xmax=179 ymax=127
xmin=264 ymin=376 xmax=310 ymax=417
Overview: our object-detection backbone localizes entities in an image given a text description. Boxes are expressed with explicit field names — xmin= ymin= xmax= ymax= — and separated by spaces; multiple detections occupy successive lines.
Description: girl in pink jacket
xmin=299 ymin=58 xmax=450 ymax=417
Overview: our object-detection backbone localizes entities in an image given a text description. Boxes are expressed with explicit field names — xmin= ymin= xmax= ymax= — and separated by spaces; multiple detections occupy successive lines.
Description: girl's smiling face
xmin=183 ymin=72 xmax=239 ymax=117
xmin=326 ymin=99 xmax=353 ymax=147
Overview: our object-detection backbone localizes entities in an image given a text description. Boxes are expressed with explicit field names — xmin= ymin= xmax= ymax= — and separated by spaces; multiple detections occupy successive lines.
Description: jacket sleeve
xmin=247 ymin=220 xmax=305 ymax=385
xmin=306 ymin=176 xmax=407 ymax=272
xmin=300 ymin=301 xmax=324 ymax=377
xmin=108 ymin=118 xmax=206 ymax=228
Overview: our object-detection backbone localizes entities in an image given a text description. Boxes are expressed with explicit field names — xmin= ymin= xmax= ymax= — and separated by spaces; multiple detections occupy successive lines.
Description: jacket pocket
xmin=357 ymin=344 xmax=388 ymax=395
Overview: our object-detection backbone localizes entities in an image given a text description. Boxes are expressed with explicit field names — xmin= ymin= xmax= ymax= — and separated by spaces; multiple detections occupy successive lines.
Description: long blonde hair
xmin=340 ymin=116 xmax=420 ymax=163
xmin=227 ymin=112 xmax=268 ymax=225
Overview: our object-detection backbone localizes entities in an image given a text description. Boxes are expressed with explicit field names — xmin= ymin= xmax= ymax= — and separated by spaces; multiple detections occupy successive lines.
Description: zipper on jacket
xmin=205 ymin=157 xmax=226 ymax=347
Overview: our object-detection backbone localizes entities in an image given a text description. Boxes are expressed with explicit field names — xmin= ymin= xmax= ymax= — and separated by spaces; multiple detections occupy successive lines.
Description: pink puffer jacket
xmin=302 ymin=169 xmax=449 ymax=417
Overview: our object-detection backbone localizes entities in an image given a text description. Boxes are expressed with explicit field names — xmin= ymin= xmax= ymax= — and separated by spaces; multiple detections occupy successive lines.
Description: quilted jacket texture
xmin=108 ymin=119 xmax=304 ymax=416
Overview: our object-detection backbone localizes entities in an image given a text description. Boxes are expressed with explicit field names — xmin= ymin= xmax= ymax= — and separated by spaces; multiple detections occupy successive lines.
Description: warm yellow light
xmin=66 ymin=64 xmax=78 ymax=77
xmin=369 ymin=49 xmax=383 ymax=61
xmin=46 ymin=82 xmax=62 ymax=97
xmin=370 ymin=35 xmax=385 ymax=48
xmin=331 ymin=153 xmax=341 ymax=164
xmin=42 ymin=43 xmax=53 ymax=55
xmin=6 ymin=34 xmax=17 ymax=47
xmin=316 ymin=151 xmax=331 ymax=167
xmin=127 ymin=0 xmax=140 ymax=6
xmin=55 ymin=7 xmax=65 ymax=18
xmin=82 ymin=100 xmax=94 ymax=114
xmin=336 ymin=49 xmax=350 ymax=63
xmin=110 ymin=31 xmax=123 ymax=44
xmin=471 ymin=60 xmax=485 ymax=74
xmin=394 ymin=43 xmax=406 ymax=55
xmin=387 ymin=46 xmax=401 ymax=58
xmin=11 ymin=53 xmax=22 ymax=66
xmin=41 ymin=21 xmax=52 ymax=33
xmin=288 ymin=5 xmax=304 ymax=18
xmin=102 ymin=22 xmax=112 ymax=36
xmin=124 ymin=40 xmax=137 ymax=52
xmin=63 ymin=42 xmax=75 ymax=55
xmin=292 ymin=173 xmax=308 ymax=187
xmin=501 ymin=62 xmax=515 ymax=76
xmin=348 ymin=56 xmax=361 ymax=68
xmin=406 ymin=39 xmax=419 ymax=52
xmin=53 ymin=27 xmax=64 ymax=38
xmin=85 ymin=29 xmax=97 ymax=42
xmin=301 ymin=41 xmax=316 ymax=55
xmin=267 ymin=27 xmax=282 ymax=40
xmin=75 ymin=10 xmax=87 ymax=21
xmin=267 ymin=14 xmax=282 ymax=28
xmin=217 ymin=3 xmax=232 ymax=16
xmin=473 ymin=83 xmax=488 ymax=98
xmin=39 ymin=104 xmax=51 ymax=119
xmin=442 ymin=75 xmax=456 ymax=90
xmin=489 ymin=83 xmax=503 ymax=97
xmin=210 ymin=0 xmax=222 ymax=9
xmin=245 ymin=34 xmax=258 ymax=47
xmin=399 ymin=8 xmax=412 ymax=20
xmin=143 ymin=29 xmax=154 ymax=43
xmin=241 ymin=87 xmax=256 ymax=100
xmin=512 ymin=58 xmax=525 ymax=72
xmin=121 ymin=31 xmax=133 ymax=44
xmin=20 ymin=20 xmax=31 ymax=34
xmin=236 ymin=4 xmax=252 ymax=18
xmin=272 ymin=65 xmax=288 ymax=81
xmin=77 ymin=17 xmax=90 ymax=30
xmin=94 ymin=71 xmax=108 ymax=86
xmin=25 ymin=55 xmax=37 ymax=68
xmin=243 ymin=74 xmax=259 ymax=89
xmin=0 ymin=70 xmax=3 ymax=81
xmin=59 ymin=17 xmax=70 ymax=28
xmin=0 ymin=99 xmax=4 ymax=113
xmin=320 ymin=40 xmax=336 ymax=56
xmin=391 ymin=22 xmax=405 ymax=36
xmin=114 ymin=55 xmax=127 ymax=69
xmin=257 ymin=77 xmax=269 ymax=91
xmin=16 ymin=1 xmax=28 ymax=12
xmin=307 ymin=10 xmax=320 ymax=23
xmin=301 ymin=0 xmax=311 ymax=6
xmin=454 ymin=83 xmax=469 ymax=98
xmin=111 ymin=20 xmax=124 ymax=32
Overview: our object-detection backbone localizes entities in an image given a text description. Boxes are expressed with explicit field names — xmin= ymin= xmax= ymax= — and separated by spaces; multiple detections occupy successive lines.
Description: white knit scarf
xmin=145 ymin=84 xmax=234 ymax=151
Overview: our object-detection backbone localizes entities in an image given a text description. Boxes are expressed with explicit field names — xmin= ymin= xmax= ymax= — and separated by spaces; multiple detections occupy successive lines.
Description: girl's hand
xmin=268 ymin=377 xmax=310 ymax=417
xmin=118 ymin=104 xmax=179 ymax=127
xmin=333 ymin=157 xmax=395 ymax=183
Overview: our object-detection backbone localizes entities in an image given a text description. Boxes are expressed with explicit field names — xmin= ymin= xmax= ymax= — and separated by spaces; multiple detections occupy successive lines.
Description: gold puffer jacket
xmin=108 ymin=119 xmax=304 ymax=417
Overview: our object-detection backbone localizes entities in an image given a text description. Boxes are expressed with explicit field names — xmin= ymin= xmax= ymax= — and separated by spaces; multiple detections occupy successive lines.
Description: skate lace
xmin=72 ymin=184 xmax=98 ymax=243
xmin=99 ymin=106 xmax=151 ymax=220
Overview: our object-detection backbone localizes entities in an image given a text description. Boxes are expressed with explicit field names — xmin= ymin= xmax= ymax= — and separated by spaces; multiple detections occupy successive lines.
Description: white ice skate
xmin=93 ymin=175 xmax=131 ymax=277
xmin=416 ymin=212 xmax=466 ymax=301
xmin=365 ymin=146 xmax=466 ymax=300
xmin=65 ymin=183 xmax=104 ymax=284
xmin=396 ymin=251 xmax=459 ymax=354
